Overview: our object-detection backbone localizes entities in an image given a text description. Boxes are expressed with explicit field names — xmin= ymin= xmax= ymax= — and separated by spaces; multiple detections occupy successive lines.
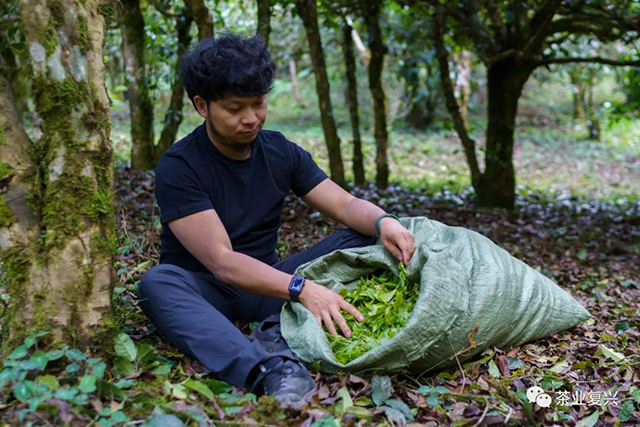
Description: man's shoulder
xmin=167 ymin=125 xmax=203 ymax=156
xmin=259 ymin=129 xmax=288 ymax=144
xmin=156 ymin=125 xmax=204 ymax=178
xmin=259 ymin=129 xmax=299 ymax=156
xmin=158 ymin=126 xmax=202 ymax=164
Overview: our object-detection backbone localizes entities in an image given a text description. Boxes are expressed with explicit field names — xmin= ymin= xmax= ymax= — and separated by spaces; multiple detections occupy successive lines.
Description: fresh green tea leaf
xmin=327 ymin=264 xmax=419 ymax=364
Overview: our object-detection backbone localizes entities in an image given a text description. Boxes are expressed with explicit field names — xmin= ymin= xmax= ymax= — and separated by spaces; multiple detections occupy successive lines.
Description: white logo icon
xmin=526 ymin=386 xmax=544 ymax=403
xmin=536 ymin=393 xmax=552 ymax=407
xmin=527 ymin=386 xmax=552 ymax=407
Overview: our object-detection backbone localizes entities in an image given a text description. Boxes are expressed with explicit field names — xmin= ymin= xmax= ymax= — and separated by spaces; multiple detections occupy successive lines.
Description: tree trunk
xmin=342 ymin=22 xmax=365 ymax=187
xmin=404 ymin=61 xmax=435 ymax=129
xmin=295 ymin=0 xmax=345 ymax=187
xmin=360 ymin=0 xmax=389 ymax=189
xmin=184 ymin=0 xmax=213 ymax=39
xmin=108 ymin=48 xmax=124 ymax=95
xmin=256 ymin=0 xmax=271 ymax=47
xmin=480 ymin=60 xmax=531 ymax=209
xmin=288 ymin=58 xmax=303 ymax=108
xmin=585 ymin=83 xmax=600 ymax=140
xmin=121 ymin=0 xmax=155 ymax=170
xmin=569 ymin=71 xmax=586 ymax=120
xmin=2 ymin=48 xmax=30 ymax=120
xmin=432 ymin=6 xmax=481 ymax=192
xmin=1 ymin=0 xmax=115 ymax=352
xmin=453 ymin=50 xmax=472 ymax=128
xmin=155 ymin=13 xmax=193 ymax=161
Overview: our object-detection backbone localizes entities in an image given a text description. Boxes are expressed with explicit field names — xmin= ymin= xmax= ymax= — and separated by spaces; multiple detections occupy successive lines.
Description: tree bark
xmin=2 ymin=48 xmax=29 ymax=120
xmin=256 ymin=0 xmax=271 ymax=47
xmin=121 ymin=0 xmax=155 ymax=170
xmin=569 ymin=71 xmax=586 ymax=120
xmin=453 ymin=50 xmax=472 ymax=129
xmin=404 ymin=59 xmax=436 ymax=129
xmin=155 ymin=13 xmax=193 ymax=160
xmin=585 ymin=82 xmax=600 ymax=140
xmin=342 ymin=22 xmax=365 ymax=187
xmin=480 ymin=59 xmax=531 ymax=208
xmin=288 ymin=58 xmax=303 ymax=107
xmin=184 ymin=0 xmax=213 ymax=39
xmin=295 ymin=0 xmax=345 ymax=187
xmin=1 ymin=0 xmax=115 ymax=351
xmin=360 ymin=0 xmax=389 ymax=189
xmin=433 ymin=5 xmax=482 ymax=193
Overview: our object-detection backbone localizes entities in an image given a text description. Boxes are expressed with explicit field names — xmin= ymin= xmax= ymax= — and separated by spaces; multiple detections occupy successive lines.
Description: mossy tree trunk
xmin=0 ymin=0 xmax=115 ymax=353
xmin=121 ymin=0 xmax=155 ymax=170
xmin=288 ymin=58 xmax=303 ymax=108
xmin=341 ymin=21 xmax=365 ymax=187
xmin=480 ymin=60 xmax=531 ymax=208
xmin=295 ymin=0 xmax=346 ymax=188
xmin=155 ymin=12 xmax=193 ymax=160
xmin=359 ymin=0 xmax=389 ymax=189
xmin=453 ymin=50 xmax=472 ymax=129
xmin=256 ymin=0 xmax=271 ymax=47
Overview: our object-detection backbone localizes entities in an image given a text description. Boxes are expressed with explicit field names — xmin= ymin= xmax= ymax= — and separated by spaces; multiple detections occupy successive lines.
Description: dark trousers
xmin=138 ymin=228 xmax=376 ymax=387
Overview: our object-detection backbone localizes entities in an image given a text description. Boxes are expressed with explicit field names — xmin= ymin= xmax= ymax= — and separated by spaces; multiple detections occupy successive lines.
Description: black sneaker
xmin=252 ymin=358 xmax=315 ymax=408
xmin=251 ymin=314 xmax=292 ymax=355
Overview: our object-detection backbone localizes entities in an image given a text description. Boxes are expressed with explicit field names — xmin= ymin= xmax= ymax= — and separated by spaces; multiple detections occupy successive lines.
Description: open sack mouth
xmin=326 ymin=263 xmax=418 ymax=365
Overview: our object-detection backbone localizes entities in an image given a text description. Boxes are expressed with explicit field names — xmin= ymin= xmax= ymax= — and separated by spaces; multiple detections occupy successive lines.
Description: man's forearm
xmin=207 ymin=250 xmax=292 ymax=300
xmin=339 ymin=197 xmax=386 ymax=236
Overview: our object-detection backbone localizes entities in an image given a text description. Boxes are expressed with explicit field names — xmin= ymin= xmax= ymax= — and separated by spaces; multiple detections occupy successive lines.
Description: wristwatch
xmin=288 ymin=275 xmax=306 ymax=302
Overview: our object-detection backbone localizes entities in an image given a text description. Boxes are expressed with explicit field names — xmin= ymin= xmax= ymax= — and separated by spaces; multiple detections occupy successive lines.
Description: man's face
xmin=195 ymin=94 xmax=268 ymax=148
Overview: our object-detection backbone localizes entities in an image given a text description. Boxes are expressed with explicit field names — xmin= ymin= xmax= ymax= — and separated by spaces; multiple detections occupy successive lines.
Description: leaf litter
xmin=0 ymin=167 xmax=637 ymax=426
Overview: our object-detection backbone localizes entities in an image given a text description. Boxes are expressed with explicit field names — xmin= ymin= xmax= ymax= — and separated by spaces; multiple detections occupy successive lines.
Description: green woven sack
xmin=280 ymin=217 xmax=591 ymax=374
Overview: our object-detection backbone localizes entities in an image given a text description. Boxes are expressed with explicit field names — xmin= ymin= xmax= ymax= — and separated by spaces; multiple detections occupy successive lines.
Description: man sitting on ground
xmin=138 ymin=33 xmax=415 ymax=407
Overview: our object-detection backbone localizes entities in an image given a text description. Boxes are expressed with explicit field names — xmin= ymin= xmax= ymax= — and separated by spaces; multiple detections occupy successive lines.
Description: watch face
xmin=290 ymin=277 xmax=304 ymax=292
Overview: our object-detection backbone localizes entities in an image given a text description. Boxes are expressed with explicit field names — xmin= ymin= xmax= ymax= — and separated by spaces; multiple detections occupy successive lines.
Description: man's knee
xmin=138 ymin=263 xmax=192 ymax=302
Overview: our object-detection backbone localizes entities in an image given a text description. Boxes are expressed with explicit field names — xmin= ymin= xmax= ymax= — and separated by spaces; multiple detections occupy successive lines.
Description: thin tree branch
xmin=522 ymin=0 xmax=563 ymax=59
xmin=432 ymin=4 xmax=481 ymax=188
xmin=536 ymin=56 xmax=640 ymax=67
xmin=486 ymin=49 xmax=520 ymax=65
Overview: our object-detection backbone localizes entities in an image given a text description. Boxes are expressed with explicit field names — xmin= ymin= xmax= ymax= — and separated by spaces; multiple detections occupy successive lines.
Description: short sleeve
xmin=289 ymin=141 xmax=328 ymax=197
xmin=155 ymin=155 xmax=213 ymax=224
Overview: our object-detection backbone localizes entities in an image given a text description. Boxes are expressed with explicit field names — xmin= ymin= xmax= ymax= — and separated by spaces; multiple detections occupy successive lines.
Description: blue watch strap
xmin=375 ymin=213 xmax=399 ymax=237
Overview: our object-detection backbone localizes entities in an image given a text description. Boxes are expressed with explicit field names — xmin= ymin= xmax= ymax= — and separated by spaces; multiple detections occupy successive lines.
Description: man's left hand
xmin=379 ymin=217 xmax=415 ymax=265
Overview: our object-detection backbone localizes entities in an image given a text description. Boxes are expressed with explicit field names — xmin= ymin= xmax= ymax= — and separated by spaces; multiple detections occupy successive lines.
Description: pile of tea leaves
xmin=327 ymin=263 xmax=420 ymax=364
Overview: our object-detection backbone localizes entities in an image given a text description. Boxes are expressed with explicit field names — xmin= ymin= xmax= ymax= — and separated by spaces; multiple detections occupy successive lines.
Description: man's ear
xmin=193 ymin=95 xmax=208 ymax=119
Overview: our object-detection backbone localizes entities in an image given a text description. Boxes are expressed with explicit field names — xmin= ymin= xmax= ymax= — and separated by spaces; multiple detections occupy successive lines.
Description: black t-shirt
xmin=155 ymin=123 xmax=328 ymax=272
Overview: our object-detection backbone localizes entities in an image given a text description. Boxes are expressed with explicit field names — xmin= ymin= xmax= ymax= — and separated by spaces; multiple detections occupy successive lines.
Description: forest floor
xmin=1 ymin=118 xmax=639 ymax=426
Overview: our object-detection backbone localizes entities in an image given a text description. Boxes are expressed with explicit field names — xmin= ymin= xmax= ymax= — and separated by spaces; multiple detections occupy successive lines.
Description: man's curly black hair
xmin=181 ymin=32 xmax=275 ymax=108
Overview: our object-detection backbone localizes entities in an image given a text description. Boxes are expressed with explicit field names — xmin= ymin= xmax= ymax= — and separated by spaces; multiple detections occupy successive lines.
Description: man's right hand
xmin=298 ymin=281 xmax=363 ymax=338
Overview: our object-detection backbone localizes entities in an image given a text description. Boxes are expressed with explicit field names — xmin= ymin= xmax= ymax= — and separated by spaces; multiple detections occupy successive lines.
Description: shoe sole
xmin=278 ymin=388 xmax=317 ymax=409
